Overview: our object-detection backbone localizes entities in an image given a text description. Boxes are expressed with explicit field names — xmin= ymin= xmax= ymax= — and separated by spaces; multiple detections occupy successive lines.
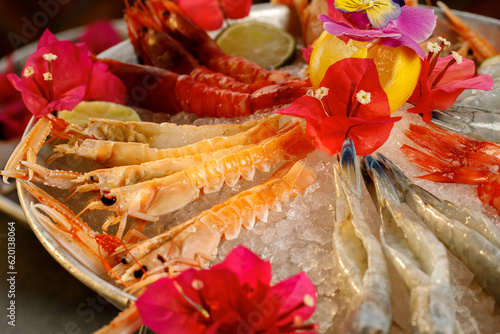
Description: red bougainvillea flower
xmin=408 ymin=37 xmax=494 ymax=122
xmin=136 ymin=246 xmax=318 ymax=334
xmin=7 ymin=29 xmax=126 ymax=119
xmin=0 ymin=55 xmax=31 ymax=140
xmin=277 ymin=58 xmax=400 ymax=156
xmin=79 ymin=20 xmax=122 ymax=55
xmin=175 ymin=0 xmax=252 ymax=31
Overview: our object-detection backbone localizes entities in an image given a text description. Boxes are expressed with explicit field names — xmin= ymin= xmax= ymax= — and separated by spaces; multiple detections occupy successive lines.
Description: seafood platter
xmin=3 ymin=0 xmax=500 ymax=333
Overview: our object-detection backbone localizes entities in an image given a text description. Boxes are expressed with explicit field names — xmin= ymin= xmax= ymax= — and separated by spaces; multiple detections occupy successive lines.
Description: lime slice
xmin=216 ymin=21 xmax=295 ymax=69
xmin=57 ymin=101 xmax=141 ymax=125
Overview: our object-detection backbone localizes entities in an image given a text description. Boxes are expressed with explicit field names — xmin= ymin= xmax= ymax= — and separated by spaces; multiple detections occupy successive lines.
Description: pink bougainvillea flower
xmin=408 ymin=38 xmax=494 ymax=122
xmin=277 ymin=58 xmax=400 ymax=156
xmin=79 ymin=20 xmax=122 ymax=55
xmin=320 ymin=1 xmax=436 ymax=58
xmin=0 ymin=55 xmax=31 ymax=140
xmin=175 ymin=0 xmax=252 ymax=31
xmin=136 ymin=246 xmax=318 ymax=334
xmin=7 ymin=29 xmax=126 ymax=119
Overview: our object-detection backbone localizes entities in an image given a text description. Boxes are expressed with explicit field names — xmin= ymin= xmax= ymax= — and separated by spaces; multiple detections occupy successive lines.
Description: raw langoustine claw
xmin=364 ymin=155 xmax=461 ymax=334
xmin=378 ymin=154 xmax=500 ymax=305
xmin=19 ymin=181 xmax=122 ymax=275
xmin=110 ymin=159 xmax=317 ymax=290
xmin=332 ymin=139 xmax=392 ymax=334
xmin=2 ymin=117 xmax=52 ymax=184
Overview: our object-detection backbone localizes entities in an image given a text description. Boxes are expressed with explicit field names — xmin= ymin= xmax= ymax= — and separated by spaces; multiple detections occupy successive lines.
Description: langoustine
xmin=53 ymin=114 xmax=280 ymax=167
xmin=109 ymin=159 xmax=317 ymax=290
xmin=0 ymin=114 xmax=280 ymax=188
xmin=436 ymin=1 xmax=499 ymax=63
xmin=81 ymin=120 xmax=314 ymax=222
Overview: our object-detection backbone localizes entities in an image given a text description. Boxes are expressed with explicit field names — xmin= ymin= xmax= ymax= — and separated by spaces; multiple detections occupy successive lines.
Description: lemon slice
xmin=57 ymin=101 xmax=141 ymax=125
xmin=309 ymin=31 xmax=421 ymax=113
xmin=216 ymin=21 xmax=296 ymax=69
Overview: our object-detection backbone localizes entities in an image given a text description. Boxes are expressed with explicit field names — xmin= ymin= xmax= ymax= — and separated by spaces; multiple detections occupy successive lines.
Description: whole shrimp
xmin=58 ymin=112 xmax=270 ymax=148
xmin=54 ymin=115 xmax=280 ymax=167
xmin=99 ymin=57 xmax=310 ymax=117
xmin=0 ymin=115 xmax=278 ymax=190
xmin=109 ymin=159 xmax=316 ymax=289
xmin=364 ymin=155 xmax=462 ymax=334
xmin=332 ymin=139 xmax=392 ymax=334
xmin=132 ymin=0 xmax=291 ymax=84
xmin=83 ymin=120 xmax=314 ymax=222
xmin=400 ymin=123 xmax=500 ymax=216
xmin=378 ymin=154 xmax=500 ymax=305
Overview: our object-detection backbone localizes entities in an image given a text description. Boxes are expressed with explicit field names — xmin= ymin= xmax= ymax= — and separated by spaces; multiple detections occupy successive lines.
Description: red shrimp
xmin=124 ymin=2 xmax=286 ymax=93
xmin=98 ymin=57 xmax=311 ymax=117
xmin=131 ymin=0 xmax=292 ymax=84
xmin=401 ymin=123 xmax=500 ymax=215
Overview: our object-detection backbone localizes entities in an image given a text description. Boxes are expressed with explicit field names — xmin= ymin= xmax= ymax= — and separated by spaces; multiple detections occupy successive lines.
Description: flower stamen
xmin=43 ymin=72 xmax=53 ymax=81
xmin=23 ymin=66 xmax=34 ymax=78
xmin=43 ymin=53 xmax=58 ymax=61
xmin=356 ymin=90 xmax=371 ymax=105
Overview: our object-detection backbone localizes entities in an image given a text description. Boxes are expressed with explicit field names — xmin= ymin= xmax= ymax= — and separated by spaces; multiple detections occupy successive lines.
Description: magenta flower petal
xmin=408 ymin=54 xmax=493 ymax=122
xmin=8 ymin=29 xmax=126 ymax=118
xmin=388 ymin=6 xmax=436 ymax=43
xmin=271 ymin=272 xmax=317 ymax=327
xmin=319 ymin=4 xmax=436 ymax=59
xmin=320 ymin=14 xmax=401 ymax=41
xmin=80 ymin=21 xmax=122 ymax=55
xmin=378 ymin=30 xmax=426 ymax=58
xmin=37 ymin=29 xmax=59 ymax=50
xmin=136 ymin=274 xmax=208 ymax=334
xmin=175 ymin=0 xmax=225 ymax=31
xmin=213 ymin=245 xmax=272 ymax=289
xmin=85 ymin=61 xmax=127 ymax=103
xmin=221 ymin=0 xmax=252 ymax=20
xmin=135 ymin=246 xmax=318 ymax=333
